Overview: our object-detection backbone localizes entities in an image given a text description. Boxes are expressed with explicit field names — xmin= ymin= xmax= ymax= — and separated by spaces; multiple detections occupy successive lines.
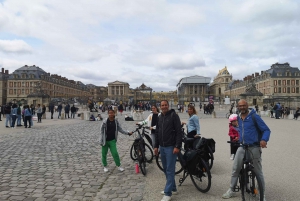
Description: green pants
xmin=102 ymin=139 xmax=121 ymax=167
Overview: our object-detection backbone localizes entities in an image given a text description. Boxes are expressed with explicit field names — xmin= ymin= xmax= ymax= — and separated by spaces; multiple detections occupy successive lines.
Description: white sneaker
xmin=222 ymin=188 xmax=235 ymax=199
xmin=117 ymin=166 xmax=124 ymax=172
xmin=103 ymin=167 xmax=108 ymax=172
xmin=160 ymin=191 xmax=178 ymax=195
xmin=230 ymin=154 xmax=235 ymax=160
xmin=161 ymin=195 xmax=172 ymax=201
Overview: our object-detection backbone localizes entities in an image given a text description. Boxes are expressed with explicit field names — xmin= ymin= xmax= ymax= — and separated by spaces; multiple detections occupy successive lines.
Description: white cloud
xmin=0 ymin=39 xmax=32 ymax=53
xmin=0 ymin=0 xmax=299 ymax=91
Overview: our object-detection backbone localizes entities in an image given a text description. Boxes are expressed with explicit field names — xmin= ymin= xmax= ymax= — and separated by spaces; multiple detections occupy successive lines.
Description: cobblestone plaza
xmin=0 ymin=108 xmax=299 ymax=201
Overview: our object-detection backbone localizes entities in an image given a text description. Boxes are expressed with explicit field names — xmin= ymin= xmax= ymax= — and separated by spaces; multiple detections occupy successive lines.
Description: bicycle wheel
xmin=139 ymin=149 xmax=147 ymax=176
xmin=143 ymin=143 xmax=154 ymax=163
xmin=241 ymin=170 xmax=264 ymax=201
xmin=131 ymin=143 xmax=153 ymax=163
xmin=207 ymin=146 xmax=214 ymax=169
xmin=155 ymin=151 xmax=184 ymax=175
xmin=190 ymin=158 xmax=212 ymax=193
xmin=130 ymin=144 xmax=137 ymax=161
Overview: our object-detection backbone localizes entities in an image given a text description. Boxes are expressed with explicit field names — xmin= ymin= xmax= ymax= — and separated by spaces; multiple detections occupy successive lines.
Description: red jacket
xmin=228 ymin=124 xmax=239 ymax=140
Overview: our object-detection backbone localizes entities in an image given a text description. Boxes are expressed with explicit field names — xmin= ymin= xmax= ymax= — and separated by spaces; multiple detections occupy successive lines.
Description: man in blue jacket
xmin=222 ymin=99 xmax=270 ymax=200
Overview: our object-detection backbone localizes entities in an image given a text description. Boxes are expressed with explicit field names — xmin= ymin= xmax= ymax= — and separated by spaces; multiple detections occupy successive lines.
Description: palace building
xmin=177 ymin=75 xmax=211 ymax=103
xmin=224 ymin=62 xmax=300 ymax=106
xmin=209 ymin=66 xmax=233 ymax=102
xmin=6 ymin=65 xmax=91 ymax=106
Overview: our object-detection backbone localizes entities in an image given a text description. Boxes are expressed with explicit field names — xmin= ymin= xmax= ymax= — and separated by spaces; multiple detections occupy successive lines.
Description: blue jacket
xmin=276 ymin=103 xmax=281 ymax=111
xmin=11 ymin=108 xmax=18 ymax=115
xmin=187 ymin=114 xmax=200 ymax=135
xmin=238 ymin=109 xmax=270 ymax=145
xmin=24 ymin=109 xmax=32 ymax=117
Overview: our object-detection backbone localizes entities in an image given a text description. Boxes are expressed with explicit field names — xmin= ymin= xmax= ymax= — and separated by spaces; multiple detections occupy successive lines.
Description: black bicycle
xmin=155 ymin=131 xmax=212 ymax=193
xmin=130 ymin=125 xmax=154 ymax=175
xmin=177 ymin=136 xmax=212 ymax=193
xmin=130 ymin=125 xmax=153 ymax=162
xmin=156 ymin=128 xmax=214 ymax=174
xmin=227 ymin=141 xmax=264 ymax=201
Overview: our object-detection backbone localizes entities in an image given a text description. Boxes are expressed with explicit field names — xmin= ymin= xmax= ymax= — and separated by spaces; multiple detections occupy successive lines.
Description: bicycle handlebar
xmin=227 ymin=141 xmax=260 ymax=148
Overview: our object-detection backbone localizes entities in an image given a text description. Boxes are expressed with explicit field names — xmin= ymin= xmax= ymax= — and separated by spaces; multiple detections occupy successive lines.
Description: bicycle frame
xmin=228 ymin=141 xmax=263 ymax=201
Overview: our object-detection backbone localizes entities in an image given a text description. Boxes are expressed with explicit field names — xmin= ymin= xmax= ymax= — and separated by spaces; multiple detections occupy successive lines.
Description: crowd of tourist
xmin=0 ymin=102 xmax=79 ymax=128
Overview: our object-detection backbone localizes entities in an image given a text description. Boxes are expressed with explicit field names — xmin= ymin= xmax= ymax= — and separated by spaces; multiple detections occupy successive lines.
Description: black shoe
xmin=28 ymin=127 xmax=31 ymax=128
xmin=6 ymin=126 xmax=9 ymax=128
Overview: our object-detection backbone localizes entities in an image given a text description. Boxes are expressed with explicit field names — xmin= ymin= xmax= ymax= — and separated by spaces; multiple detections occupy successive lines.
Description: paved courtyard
xmin=0 ymin=108 xmax=299 ymax=201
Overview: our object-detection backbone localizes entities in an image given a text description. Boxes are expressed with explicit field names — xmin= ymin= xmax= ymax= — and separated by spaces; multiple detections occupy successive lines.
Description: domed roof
xmin=218 ymin=66 xmax=230 ymax=76
xmin=9 ymin=65 xmax=47 ymax=79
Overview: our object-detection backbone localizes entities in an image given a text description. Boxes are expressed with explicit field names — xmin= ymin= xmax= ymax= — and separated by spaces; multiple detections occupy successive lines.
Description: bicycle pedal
xmin=233 ymin=186 xmax=240 ymax=192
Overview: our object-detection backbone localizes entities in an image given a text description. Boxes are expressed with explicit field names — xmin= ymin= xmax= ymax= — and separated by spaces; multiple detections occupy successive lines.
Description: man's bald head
xmin=238 ymin=99 xmax=249 ymax=114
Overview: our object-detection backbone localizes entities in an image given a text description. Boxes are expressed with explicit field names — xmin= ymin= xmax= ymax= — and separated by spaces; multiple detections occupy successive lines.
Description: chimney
xmin=5 ymin=70 xmax=9 ymax=74
xmin=252 ymin=74 xmax=254 ymax=78
xmin=261 ymin=71 xmax=264 ymax=75
xmin=1 ymin=68 xmax=4 ymax=73
xmin=255 ymin=72 xmax=259 ymax=77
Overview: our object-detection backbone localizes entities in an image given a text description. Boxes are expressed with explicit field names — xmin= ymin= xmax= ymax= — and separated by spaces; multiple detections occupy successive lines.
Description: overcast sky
xmin=0 ymin=0 xmax=299 ymax=91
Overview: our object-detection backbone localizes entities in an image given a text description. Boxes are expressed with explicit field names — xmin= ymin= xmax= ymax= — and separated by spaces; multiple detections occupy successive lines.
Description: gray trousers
xmin=230 ymin=146 xmax=265 ymax=193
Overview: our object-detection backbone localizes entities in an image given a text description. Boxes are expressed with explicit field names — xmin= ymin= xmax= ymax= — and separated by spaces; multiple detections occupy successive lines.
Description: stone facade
xmin=209 ymin=66 xmax=232 ymax=101
xmin=6 ymin=65 xmax=91 ymax=106
xmin=87 ymin=84 xmax=108 ymax=102
xmin=176 ymin=75 xmax=211 ymax=103
xmin=0 ymin=68 xmax=9 ymax=105
xmin=107 ymin=80 xmax=131 ymax=103
xmin=224 ymin=62 xmax=300 ymax=107
xmin=134 ymin=83 xmax=153 ymax=103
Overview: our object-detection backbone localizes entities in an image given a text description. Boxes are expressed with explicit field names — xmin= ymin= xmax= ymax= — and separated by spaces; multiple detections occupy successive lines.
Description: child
xmin=228 ymin=114 xmax=240 ymax=160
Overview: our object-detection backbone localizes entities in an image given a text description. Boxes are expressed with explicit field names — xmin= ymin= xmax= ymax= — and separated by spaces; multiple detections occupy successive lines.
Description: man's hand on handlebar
xmin=154 ymin=148 xmax=158 ymax=156
xmin=128 ymin=132 xmax=133 ymax=135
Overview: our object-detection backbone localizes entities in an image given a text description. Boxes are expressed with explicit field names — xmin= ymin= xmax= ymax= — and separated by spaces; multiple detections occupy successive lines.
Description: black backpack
xmin=17 ymin=107 xmax=21 ymax=115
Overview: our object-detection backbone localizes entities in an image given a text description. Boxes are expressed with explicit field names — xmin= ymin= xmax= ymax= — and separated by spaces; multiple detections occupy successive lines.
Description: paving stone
xmin=9 ymin=195 xmax=26 ymax=200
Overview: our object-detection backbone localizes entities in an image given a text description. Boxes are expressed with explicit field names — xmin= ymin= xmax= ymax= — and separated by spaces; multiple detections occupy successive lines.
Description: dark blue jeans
xmin=160 ymin=146 xmax=177 ymax=196
xmin=275 ymin=110 xmax=280 ymax=119
xmin=11 ymin=115 xmax=17 ymax=127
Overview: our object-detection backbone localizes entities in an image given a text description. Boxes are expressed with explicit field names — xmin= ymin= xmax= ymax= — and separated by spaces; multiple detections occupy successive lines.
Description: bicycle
xmin=130 ymin=125 xmax=153 ymax=162
xmin=155 ymin=130 xmax=212 ymax=193
xmin=227 ymin=141 xmax=264 ymax=201
xmin=226 ymin=110 xmax=233 ymax=118
xmin=130 ymin=125 xmax=154 ymax=175
xmin=155 ymin=128 xmax=214 ymax=174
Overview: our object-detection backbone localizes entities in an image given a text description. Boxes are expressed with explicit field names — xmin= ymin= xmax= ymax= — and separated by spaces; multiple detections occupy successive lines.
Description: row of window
xmin=9 ymin=82 xmax=37 ymax=87
xmin=274 ymin=80 xmax=300 ymax=86
xmin=274 ymin=87 xmax=300 ymax=93
xmin=276 ymin=72 xmax=300 ymax=76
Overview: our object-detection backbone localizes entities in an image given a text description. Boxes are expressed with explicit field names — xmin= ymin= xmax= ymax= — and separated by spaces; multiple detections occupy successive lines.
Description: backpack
xmin=17 ymin=107 xmax=21 ymax=115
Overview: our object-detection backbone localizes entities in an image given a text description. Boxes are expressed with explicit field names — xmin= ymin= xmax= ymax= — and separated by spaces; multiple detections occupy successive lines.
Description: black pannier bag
xmin=193 ymin=137 xmax=216 ymax=163
xmin=183 ymin=150 xmax=199 ymax=175
xmin=125 ymin=116 xmax=134 ymax=121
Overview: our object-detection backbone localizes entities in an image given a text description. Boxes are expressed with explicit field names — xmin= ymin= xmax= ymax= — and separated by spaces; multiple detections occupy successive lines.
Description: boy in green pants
xmin=100 ymin=109 xmax=132 ymax=172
